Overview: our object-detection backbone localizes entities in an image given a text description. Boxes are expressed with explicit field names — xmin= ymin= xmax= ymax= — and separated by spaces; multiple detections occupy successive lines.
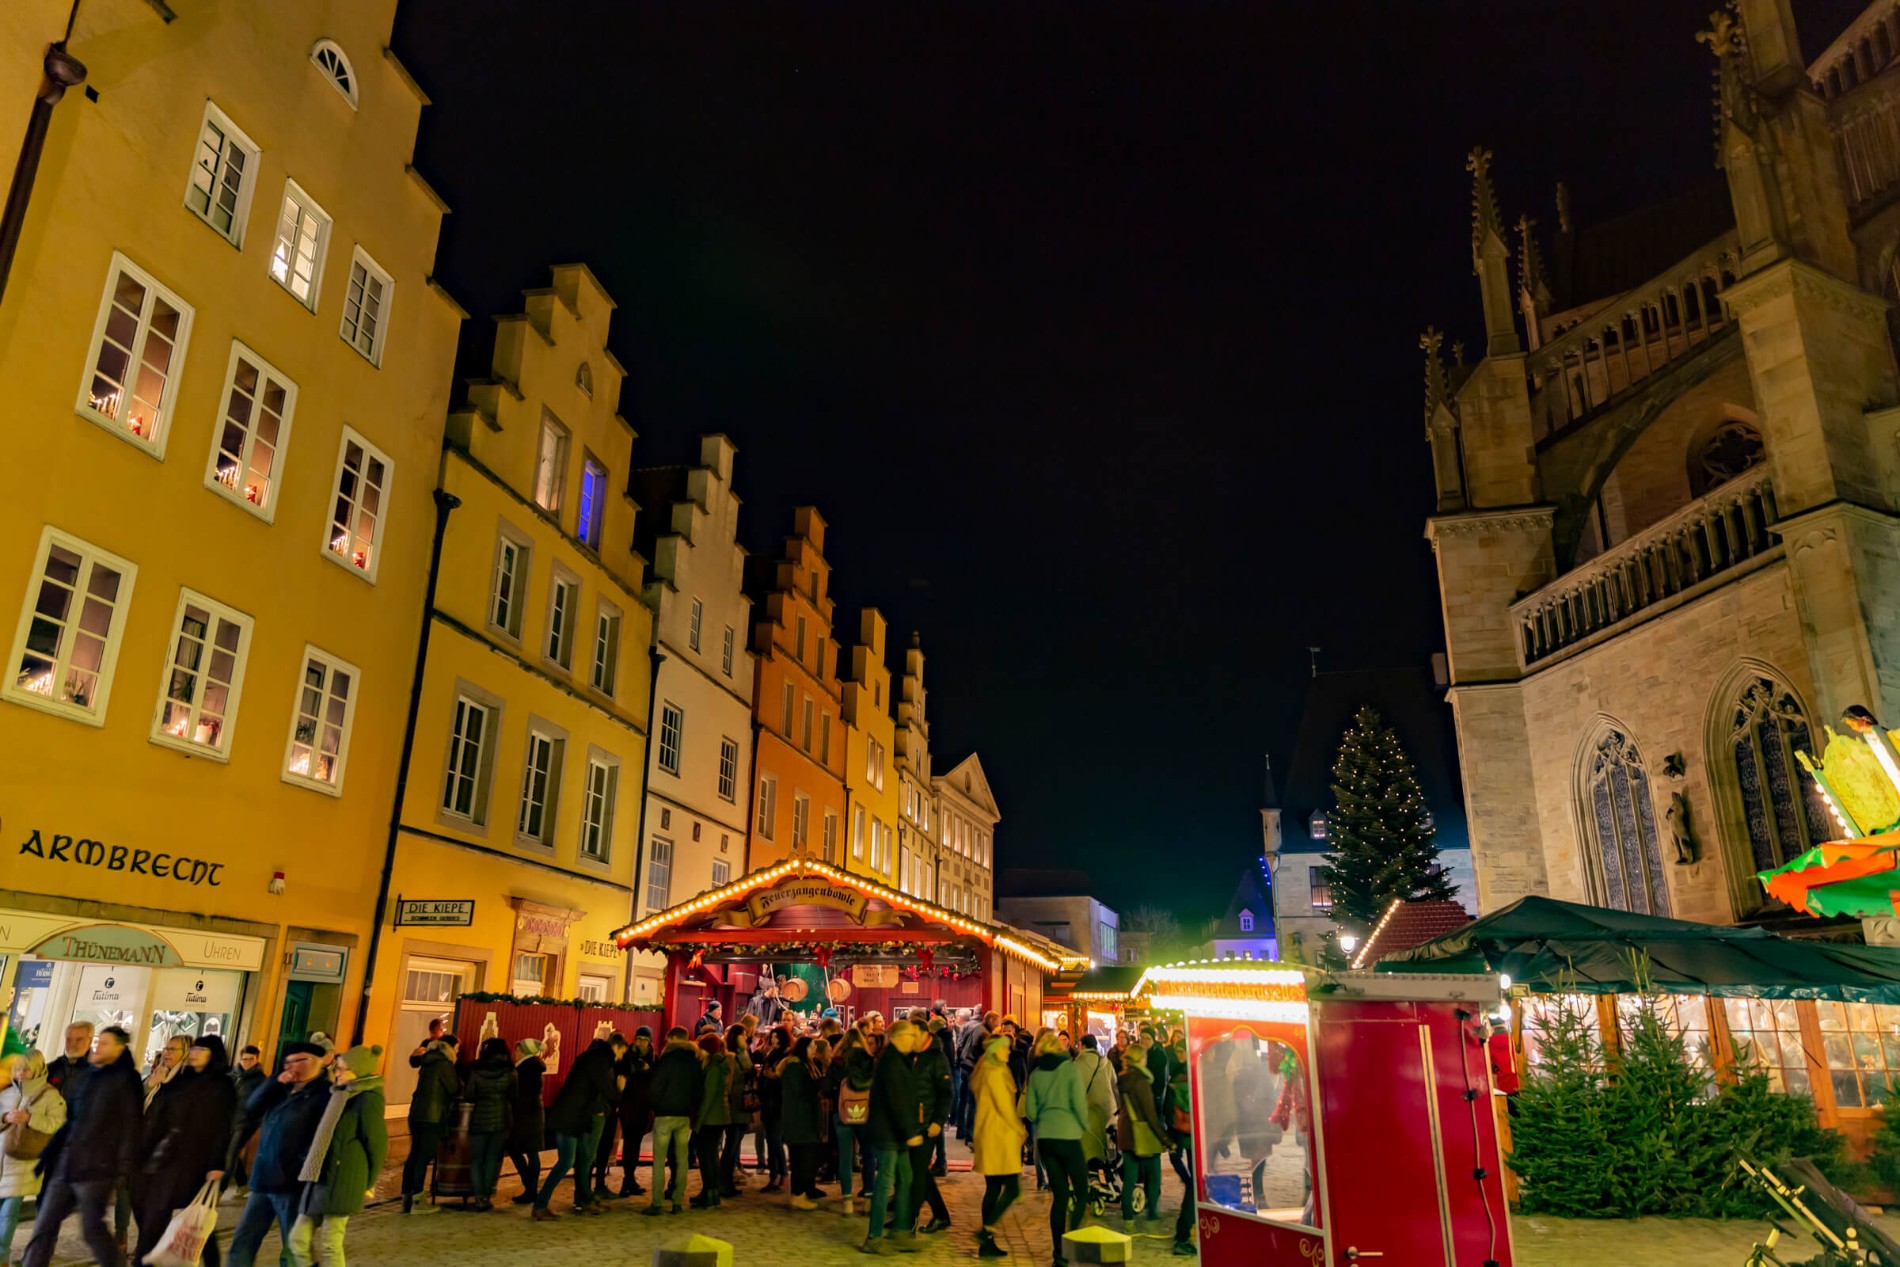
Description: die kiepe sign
xmin=395 ymin=899 xmax=476 ymax=927
xmin=17 ymin=828 xmax=225 ymax=887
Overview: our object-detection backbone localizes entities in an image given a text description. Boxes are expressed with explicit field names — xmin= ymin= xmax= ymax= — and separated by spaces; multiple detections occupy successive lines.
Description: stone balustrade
xmin=1527 ymin=231 xmax=1740 ymax=440
xmin=1513 ymin=466 xmax=1780 ymax=667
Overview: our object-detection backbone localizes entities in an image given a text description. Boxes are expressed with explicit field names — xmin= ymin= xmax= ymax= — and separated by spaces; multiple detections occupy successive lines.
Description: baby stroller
xmin=1087 ymin=1133 xmax=1145 ymax=1218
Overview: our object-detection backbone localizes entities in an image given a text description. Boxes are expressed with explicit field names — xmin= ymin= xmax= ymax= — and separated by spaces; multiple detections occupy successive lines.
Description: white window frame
xmin=578 ymin=453 xmax=607 ymax=549
xmin=644 ymin=836 xmax=674 ymax=915
xmin=281 ymin=644 xmax=359 ymax=796
xmin=757 ymin=774 xmax=778 ymax=840
xmin=722 ymin=625 xmax=735 ymax=676
xmin=488 ymin=526 xmax=530 ymax=640
xmin=852 ymin=806 xmax=865 ymax=859
xmin=149 ymin=588 xmax=253 ymax=760
xmin=183 ymin=101 xmax=259 ymax=247
xmin=441 ymin=690 xmax=499 ymax=826
xmin=339 ymin=245 xmax=393 ymax=366
xmin=792 ymin=791 xmax=811 ymax=851
xmin=658 ymin=701 xmax=684 ymax=776
xmin=591 ymin=598 xmax=621 ymax=696
xmin=203 ymin=340 xmax=297 ymax=521
xmin=309 ymin=39 xmax=358 ymax=108
xmin=322 ymin=426 xmax=392 ymax=582
xmin=76 ymin=252 xmax=195 ymax=457
xmin=711 ymin=858 xmax=730 ymax=888
xmin=717 ymin=736 xmax=738 ymax=802
xmin=515 ymin=726 xmax=564 ymax=847
xmin=1239 ymin=911 xmax=1254 ymax=933
xmin=800 ymin=695 xmax=814 ymax=752
xmin=579 ymin=750 xmax=618 ymax=862
xmin=823 ymin=809 xmax=838 ymax=862
xmin=4 ymin=526 xmax=138 ymax=726
xmin=544 ymin=568 xmax=579 ymax=670
xmin=267 ymin=179 xmax=331 ymax=310
xmin=688 ymin=597 xmax=703 ymax=653
xmin=534 ymin=411 xmax=569 ymax=517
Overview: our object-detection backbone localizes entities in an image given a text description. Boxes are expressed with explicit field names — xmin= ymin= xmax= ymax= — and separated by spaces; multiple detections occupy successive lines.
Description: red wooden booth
xmin=1137 ymin=963 xmax=1514 ymax=1267
xmin=612 ymin=857 xmax=1067 ymax=1029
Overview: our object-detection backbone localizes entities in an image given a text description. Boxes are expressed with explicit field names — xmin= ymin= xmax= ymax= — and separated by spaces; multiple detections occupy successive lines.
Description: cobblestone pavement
xmin=1512 ymin=1211 xmax=1900 ymax=1267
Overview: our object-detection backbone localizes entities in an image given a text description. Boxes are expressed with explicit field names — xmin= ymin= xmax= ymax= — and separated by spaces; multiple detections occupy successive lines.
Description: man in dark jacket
xmin=531 ymin=1034 xmax=624 ymax=1220
xmin=696 ymin=999 xmax=724 ymax=1034
xmin=225 ymin=1045 xmax=267 ymax=1190
xmin=641 ymin=1029 xmax=702 ymax=1215
xmin=607 ymin=1026 xmax=655 ymax=1197
xmin=907 ymin=1020 xmax=954 ymax=1233
xmin=862 ymin=1022 xmax=925 ymax=1254
xmin=401 ymin=1034 xmax=460 ymax=1212
xmin=22 ymin=1025 xmax=141 ymax=1267
xmin=42 ymin=1021 xmax=94 ymax=1093
xmin=953 ymin=1012 xmax=993 ymax=1139
xmin=226 ymin=1041 xmax=329 ymax=1267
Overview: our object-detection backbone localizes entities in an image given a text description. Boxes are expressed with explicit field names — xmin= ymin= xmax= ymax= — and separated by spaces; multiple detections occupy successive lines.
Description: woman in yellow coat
xmin=971 ymin=1034 xmax=1026 ymax=1258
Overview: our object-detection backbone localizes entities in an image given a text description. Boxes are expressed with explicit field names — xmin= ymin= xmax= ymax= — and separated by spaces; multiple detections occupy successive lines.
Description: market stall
xmin=611 ymin=855 xmax=1067 ymax=1029
xmin=1042 ymin=964 xmax=1144 ymax=1042
xmin=1136 ymin=961 xmax=1514 ymax=1266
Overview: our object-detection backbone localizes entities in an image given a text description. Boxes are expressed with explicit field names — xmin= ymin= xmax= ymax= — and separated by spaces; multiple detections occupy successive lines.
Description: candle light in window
xmin=245 ymin=483 xmax=261 ymax=504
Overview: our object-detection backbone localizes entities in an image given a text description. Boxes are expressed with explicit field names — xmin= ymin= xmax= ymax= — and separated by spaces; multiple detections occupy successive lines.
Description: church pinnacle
xmin=1467 ymin=146 xmax=1505 ymax=265
xmin=1420 ymin=326 xmax=1453 ymax=431
xmin=1466 ymin=146 xmax=1521 ymax=357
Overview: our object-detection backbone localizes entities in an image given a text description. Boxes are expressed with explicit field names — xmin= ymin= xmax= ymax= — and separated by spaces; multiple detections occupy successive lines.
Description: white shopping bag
xmin=142 ymin=1177 xmax=221 ymax=1267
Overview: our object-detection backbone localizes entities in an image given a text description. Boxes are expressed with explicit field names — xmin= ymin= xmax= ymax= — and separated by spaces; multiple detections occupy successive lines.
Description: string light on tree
xmin=1317 ymin=704 xmax=1455 ymax=936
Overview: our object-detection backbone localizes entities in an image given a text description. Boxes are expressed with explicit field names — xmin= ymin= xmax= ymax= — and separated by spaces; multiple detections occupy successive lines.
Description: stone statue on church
xmin=1667 ymin=791 xmax=1698 ymax=865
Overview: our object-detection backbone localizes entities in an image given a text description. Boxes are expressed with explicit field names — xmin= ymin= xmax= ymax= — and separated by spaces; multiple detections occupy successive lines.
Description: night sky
xmin=390 ymin=0 xmax=1867 ymax=924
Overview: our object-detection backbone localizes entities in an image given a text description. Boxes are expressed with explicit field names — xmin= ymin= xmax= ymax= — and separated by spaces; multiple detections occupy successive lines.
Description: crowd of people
xmin=387 ymin=980 xmax=1199 ymax=1267
xmin=0 ymin=1019 xmax=384 ymax=1267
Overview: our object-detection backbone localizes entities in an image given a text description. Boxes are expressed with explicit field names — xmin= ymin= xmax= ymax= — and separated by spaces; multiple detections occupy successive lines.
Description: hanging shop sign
xmin=579 ymin=938 xmax=624 ymax=959
xmin=288 ymin=944 xmax=347 ymax=983
xmin=852 ymin=964 xmax=898 ymax=989
xmin=742 ymin=880 xmax=869 ymax=926
xmin=395 ymin=899 xmax=475 ymax=927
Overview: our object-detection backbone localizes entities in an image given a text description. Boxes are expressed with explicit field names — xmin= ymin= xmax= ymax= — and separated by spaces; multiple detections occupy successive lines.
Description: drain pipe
xmin=351 ymin=486 xmax=460 ymax=1045
xmin=0 ymin=4 xmax=88 ymax=308
xmin=621 ymin=642 xmax=666 ymax=1004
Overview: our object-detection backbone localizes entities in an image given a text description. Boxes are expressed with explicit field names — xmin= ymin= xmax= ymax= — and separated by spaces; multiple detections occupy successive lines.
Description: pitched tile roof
xmin=1351 ymin=899 xmax=1473 ymax=969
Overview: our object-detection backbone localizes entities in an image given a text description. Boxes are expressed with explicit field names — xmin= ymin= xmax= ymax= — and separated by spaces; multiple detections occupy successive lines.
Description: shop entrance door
xmin=276 ymin=981 xmax=314 ymax=1065
xmin=388 ymin=956 xmax=475 ymax=1112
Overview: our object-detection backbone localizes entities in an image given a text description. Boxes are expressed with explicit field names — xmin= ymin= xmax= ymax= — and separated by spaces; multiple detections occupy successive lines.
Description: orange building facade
xmin=745 ymin=507 xmax=846 ymax=869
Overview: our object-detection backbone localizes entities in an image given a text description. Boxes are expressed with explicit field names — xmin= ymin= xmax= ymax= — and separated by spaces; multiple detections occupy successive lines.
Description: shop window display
xmin=1193 ymin=1027 xmax=1316 ymax=1228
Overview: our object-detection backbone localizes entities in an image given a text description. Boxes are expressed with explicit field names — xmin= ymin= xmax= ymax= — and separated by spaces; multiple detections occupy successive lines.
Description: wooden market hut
xmin=612 ymin=856 xmax=1071 ymax=1029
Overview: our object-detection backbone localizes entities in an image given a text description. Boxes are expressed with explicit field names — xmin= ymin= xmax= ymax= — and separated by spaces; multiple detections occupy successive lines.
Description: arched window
xmin=576 ymin=361 xmax=594 ymax=397
xmin=1727 ymin=678 xmax=1830 ymax=875
xmin=1238 ymin=911 xmax=1254 ymax=933
xmin=310 ymin=40 xmax=358 ymax=109
xmin=1582 ymin=727 xmax=1670 ymax=916
xmin=1687 ymin=417 xmax=1763 ymax=497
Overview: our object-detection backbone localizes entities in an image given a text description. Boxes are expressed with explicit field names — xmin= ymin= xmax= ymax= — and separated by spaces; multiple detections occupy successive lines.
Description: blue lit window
xmin=579 ymin=456 xmax=607 ymax=548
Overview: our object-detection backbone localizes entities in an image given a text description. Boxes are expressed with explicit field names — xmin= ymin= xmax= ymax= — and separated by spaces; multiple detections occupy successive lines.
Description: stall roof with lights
xmin=611 ymin=855 xmax=1070 ymax=973
xmin=1377 ymin=895 xmax=1900 ymax=1002
xmin=1134 ymin=961 xmax=1311 ymax=1023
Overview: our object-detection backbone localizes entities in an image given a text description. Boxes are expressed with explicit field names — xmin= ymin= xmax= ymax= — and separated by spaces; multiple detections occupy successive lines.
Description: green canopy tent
xmin=1374 ymin=895 xmax=1900 ymax=1003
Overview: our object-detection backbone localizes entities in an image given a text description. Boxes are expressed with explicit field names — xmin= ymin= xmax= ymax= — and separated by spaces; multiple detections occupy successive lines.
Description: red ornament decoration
xmin=918 ymin=946 xmax=934 ymax=973
xmin=815 ymin=946 xmax=833 ymax=969
xmin=688 ymin=949 xmax=705 ymax=971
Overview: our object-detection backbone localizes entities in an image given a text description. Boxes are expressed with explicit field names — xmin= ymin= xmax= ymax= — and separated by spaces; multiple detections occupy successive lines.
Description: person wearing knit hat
xmin=289 ymin=1045 xmax=385 ymax=1267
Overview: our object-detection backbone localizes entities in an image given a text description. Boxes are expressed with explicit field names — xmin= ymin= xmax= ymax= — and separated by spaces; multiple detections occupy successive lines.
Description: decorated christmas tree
xmin=1318 ymin=705 xmax=1456 ymax=933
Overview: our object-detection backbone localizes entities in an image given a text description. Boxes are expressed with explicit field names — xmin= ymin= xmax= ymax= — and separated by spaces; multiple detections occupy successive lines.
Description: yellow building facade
xmin=369 ymin=264 xmax=652 ymax=1111
xmin=841 ymin=610 xmax=899 ymax=886
xmin=745 ymin=509 xmax=846 ymax=870
xmin=0 ymin=0 xmax=459 ymax=1067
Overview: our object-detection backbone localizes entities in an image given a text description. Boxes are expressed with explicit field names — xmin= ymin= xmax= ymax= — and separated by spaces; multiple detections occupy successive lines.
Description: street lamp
xmin=1338 ymin=933 xmax=1359 ymax=955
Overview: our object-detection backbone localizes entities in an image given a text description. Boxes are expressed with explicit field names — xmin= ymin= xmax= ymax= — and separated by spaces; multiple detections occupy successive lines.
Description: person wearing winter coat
xmin=288 ymin=1043 xmax=386 ymax=1267
xmin=906 ymin=1021 xmax=954 ymax=1235
xmin=778 ymin=1036 xmax=828 ymax=1210
xmin=533 ymin=1033 xmax=625 ymax=1220
xmin=689 ymin=1033 xmax=733 ymax=1210
xmin=861 ymin=1021 xmax=926 ymax=1255
xmin=1074 ymin=1036 xmax=1117 ymax=1170
xmin=21 ymin=1024 xmax=141 ymax=1267
xmin=605 ymin=1026 xmax=654 ymax=1197
xmin=1025 ymin=1031 xmax=1091 ymax=1262
xmin=0 ymin=1051 xmax=65 ymax=1263
xmin=970 ymin=1035 xmax=1024 ymax=1259
xmin=399 ymin=1035 xmax=460 ymax=1212
xmin=755 ymin=1028 xmax=790 ymax=1194
xmin=224 ymin=1041 xmax=329 ymax=1267
xmin=462 ymin=1038 xmax=517 ymax=1209
xmin=42 ymin=1023 xmax=92 ymax=1094
xmin=828 ymin=1028 xmax=877 ymax=1217
xmin=1166 ymin=1037 xmax=1195 ymax=1257
xmin=718 ymin=1024 xmax=751 ymax=1197
xmin=225 ymin=1045 xmax=268 ymax=1188
xmin=641 ymin=1029 xmax=701 ymax=1216
xmin=506 ymin=1039 xmax=547 ymax=1206
xmin=133 ymin=1035 xmax=237 ymax=1267
xmin=1115 ymin=1056 xmax=1168 ymax=1227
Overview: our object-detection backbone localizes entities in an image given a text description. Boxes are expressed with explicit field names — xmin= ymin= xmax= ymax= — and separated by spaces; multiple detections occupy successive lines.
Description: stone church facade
xmin=1427 ymin=0 xmax=1900 ymax=930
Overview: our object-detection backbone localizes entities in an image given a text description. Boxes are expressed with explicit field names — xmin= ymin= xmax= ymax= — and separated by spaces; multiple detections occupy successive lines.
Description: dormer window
xmin=1309 ymin=813 xmax=1328 ymax=840
xmin=310 ymin=40 xmax=358 ymax=108
xmin=576 ymin=361 xmax=594 ymax=397
xmin=1239 ymin=910 xmax=1255 ymax=933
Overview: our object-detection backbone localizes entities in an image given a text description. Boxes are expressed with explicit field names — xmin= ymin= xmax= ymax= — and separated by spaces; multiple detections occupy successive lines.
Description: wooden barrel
xmin=431 ymin=1100 xmax=475 ymax=1200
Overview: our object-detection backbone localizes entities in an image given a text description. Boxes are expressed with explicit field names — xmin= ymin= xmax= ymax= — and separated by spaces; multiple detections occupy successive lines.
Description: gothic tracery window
xmin=1688 ymin=419 xmax=1764 ymax=497
xmin=1728 ymin=678 xmax=1830 ymax=877
xmin=1585 ymin=729 xmax=1670 ymax=916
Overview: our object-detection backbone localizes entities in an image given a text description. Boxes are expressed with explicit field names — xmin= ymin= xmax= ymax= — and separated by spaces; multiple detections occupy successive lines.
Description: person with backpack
xmin=829 ymin=1027 xmax=876 ymax=1217
xmin=969 ymin=1035 xmax=1023 ymax=1260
